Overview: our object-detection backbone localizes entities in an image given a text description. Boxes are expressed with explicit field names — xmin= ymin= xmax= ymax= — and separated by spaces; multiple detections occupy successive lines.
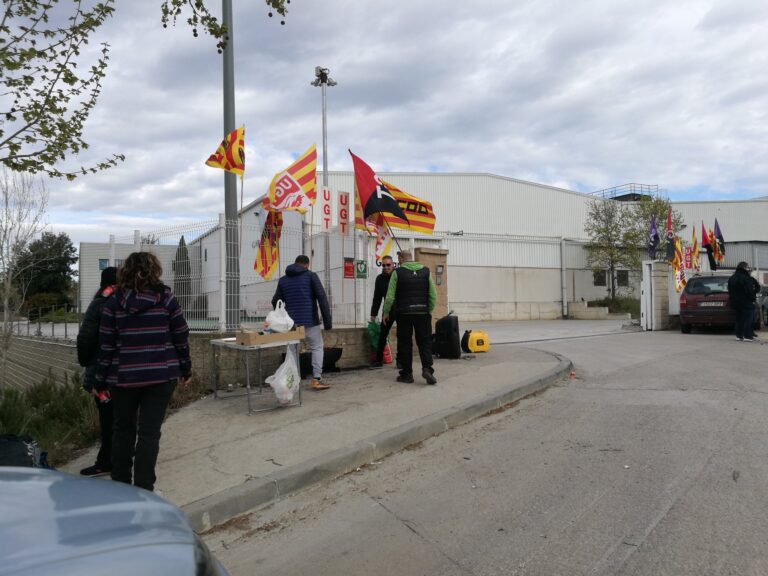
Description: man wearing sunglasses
xmin=369 ymin=255 xmax=398 ymax=369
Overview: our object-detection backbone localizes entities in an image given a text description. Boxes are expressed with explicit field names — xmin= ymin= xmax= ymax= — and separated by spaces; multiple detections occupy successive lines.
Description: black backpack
xmin=0 ymin=434 xmax=43 ymax=468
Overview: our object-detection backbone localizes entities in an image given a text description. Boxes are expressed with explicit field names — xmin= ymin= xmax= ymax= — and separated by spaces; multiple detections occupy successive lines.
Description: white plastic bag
xmin=265 ymin=345 xmax=300 ymax=405
xmin=265 ymin=300 xmax=294 ymax=333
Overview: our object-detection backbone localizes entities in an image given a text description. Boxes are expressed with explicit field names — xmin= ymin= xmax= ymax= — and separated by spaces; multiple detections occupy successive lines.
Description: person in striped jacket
xmin=95 ymin=252 xmax=191 ymax=493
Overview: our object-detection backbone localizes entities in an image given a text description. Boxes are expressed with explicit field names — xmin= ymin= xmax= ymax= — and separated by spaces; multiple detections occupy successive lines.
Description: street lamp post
xmin=311 ymin=66 xmax=337 ymax=308
xmin=222 ymin=0 xmax=239 ymax=331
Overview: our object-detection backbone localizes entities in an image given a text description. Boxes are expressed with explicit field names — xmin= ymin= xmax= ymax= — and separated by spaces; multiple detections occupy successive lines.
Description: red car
xmin=679 ymin=275 xmax=761 ymax=334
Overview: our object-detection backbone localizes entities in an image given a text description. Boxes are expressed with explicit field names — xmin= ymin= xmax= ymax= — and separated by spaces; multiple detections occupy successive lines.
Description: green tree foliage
xmin=160 ymin=0 xmax=289 ymax=51
xmin=0 ymin=0 xmax=124 ymax=179
xmin=631 ymin=195 xmax=685 ymax=259
xmin=584 ymin=198 xmax=643 ymax=300
xmin=15 ymin=231 xmax=78 ymax=305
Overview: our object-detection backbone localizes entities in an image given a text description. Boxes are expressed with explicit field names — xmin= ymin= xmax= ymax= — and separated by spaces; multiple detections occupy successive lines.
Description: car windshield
xmin=686 ymin=277 xmax=729 ymax=295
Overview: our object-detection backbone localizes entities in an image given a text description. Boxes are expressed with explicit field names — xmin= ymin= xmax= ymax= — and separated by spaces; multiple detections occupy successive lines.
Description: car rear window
xmin=686 ymin=277 xmax=729 ymax=294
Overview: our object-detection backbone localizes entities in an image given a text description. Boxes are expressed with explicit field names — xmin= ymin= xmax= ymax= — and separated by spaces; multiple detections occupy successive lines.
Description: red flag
xmin=349 ymin=150 xmax=409 ymax=222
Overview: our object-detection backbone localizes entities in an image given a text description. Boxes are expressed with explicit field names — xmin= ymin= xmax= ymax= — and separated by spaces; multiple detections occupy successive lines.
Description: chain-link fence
xmin=81 ymin=217 xmax=406 ymax=333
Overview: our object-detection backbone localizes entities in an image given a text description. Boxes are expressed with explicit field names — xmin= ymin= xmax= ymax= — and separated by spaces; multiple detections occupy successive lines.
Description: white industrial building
xmin=79 ymin=172 xmax=768 ymax=328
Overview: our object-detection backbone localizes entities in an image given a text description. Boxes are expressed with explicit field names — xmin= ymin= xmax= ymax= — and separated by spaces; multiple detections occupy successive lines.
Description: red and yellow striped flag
xmin=205 ymin=126 xmax=245 ymax=177
xmin=267 ymin=145 xmax=317 ymax=214
xmin=691 ymin=227 xmax=700 ymax=272
xmin=254 ymin=210 xmax=283 ymax=280
xmin=354 ymin=179 xmax=435 ymax=234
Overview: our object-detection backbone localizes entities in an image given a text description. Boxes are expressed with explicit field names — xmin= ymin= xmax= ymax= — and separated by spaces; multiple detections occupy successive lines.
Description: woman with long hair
xmin=94 ymin=252 xmax=191 ymax=492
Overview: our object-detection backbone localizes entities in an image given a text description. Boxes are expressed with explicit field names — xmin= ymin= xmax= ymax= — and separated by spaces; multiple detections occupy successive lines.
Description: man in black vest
xmin=382 ymin=250 xmax=437 ymax=384
xmin=369 ymin=255 xmax=398 ymax=369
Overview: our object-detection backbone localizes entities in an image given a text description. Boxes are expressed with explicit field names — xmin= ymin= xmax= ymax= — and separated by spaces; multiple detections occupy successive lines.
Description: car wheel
xmin=680 ymin=323 xmax=692 ymax=334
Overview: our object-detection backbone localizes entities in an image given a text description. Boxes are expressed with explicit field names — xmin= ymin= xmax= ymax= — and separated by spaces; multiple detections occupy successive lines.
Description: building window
xmin=617 ymin=270 xmax=629 ymax=287
xmin=593 ymin=270 xmax=606 ymax=286
xmin=98 ymin=259 xmax=109 ymax=270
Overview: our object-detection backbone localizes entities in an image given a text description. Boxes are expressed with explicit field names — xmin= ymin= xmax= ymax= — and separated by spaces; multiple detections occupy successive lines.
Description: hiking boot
xmin=396 ymin=373 xmax=414 ymax=384
xmin=368 ymin=361 xmax=383 ymax=369
xmin=311 ymin=378 xmax=330 ymax=390
xmin=422 ymin=369 xmax=437 ymax=385
xmin=80 ymin=465 xmax=111 ymax=477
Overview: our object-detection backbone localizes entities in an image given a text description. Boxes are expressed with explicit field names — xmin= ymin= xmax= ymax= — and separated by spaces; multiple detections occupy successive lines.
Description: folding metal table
xmin=210 ymin=337 xmax=302 ymax=414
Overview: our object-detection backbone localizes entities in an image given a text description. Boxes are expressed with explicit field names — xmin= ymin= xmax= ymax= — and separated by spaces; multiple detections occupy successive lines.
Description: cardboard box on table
xmin=235 ymin=326 xmax=305 ymax=346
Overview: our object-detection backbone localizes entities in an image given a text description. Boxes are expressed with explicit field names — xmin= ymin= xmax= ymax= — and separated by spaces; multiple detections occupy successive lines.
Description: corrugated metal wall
xmin=322 ymin=172 xmax=593 ymax=239
xmin=673 ymin=200 xmax=768 ymax=243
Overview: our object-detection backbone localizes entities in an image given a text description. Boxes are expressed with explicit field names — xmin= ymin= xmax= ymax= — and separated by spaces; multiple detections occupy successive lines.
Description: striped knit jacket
xmin=95 ymin=285 xmax=191 ymax=389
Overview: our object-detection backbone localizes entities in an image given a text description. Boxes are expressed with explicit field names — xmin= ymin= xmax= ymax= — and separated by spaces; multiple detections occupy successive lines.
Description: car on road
xmin=679 ymin=274 xmax=761 ymax=334
xmin=0 ymin=467 xmax=229 ymax=576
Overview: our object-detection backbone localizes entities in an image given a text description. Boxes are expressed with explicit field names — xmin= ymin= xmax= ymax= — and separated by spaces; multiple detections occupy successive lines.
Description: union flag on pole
xmin=691 ymin=227 xmax=700 ymax=272
xmin=353 ymin=178 xmax=436 ymax=234
xmin=267 ymin=145 xmax=318 ymax=214
xmin=349 ymin=150 xmax=409 ymax=223
xmin=254 ymin=210 xmax=283 ymax=280
xmin=701 ymin=222 xmax=717 ymax=270
xmin=206 ymin=126 xmax=245 ymax=177
xmin=673 ymin=236 xmax=686 ymax=292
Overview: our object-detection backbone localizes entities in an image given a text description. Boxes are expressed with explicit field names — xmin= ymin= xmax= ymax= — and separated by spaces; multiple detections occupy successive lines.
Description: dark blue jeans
xmin=111 ymin=380 xmax=176 ymax=491
xmin=735 ymin=307 xmax=754 ymax=340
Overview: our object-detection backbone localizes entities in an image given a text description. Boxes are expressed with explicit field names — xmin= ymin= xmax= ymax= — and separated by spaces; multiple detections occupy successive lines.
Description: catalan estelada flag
xmin=267 ymin=145 xmax=317 ymax=214
xmin=254 ymin=210 xmax=283 ymax=280
xmin=206 ymin=126 xmax=245 ymax=177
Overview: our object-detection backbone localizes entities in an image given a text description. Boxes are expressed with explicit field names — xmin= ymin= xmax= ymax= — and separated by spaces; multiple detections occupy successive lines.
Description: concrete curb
xmin=184 ymin=353 xmax=573 ymax=532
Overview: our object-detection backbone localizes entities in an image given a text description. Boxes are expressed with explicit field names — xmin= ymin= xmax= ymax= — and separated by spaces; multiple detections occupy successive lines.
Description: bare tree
xmin=0 ymin=168 xmax=48 ymax=387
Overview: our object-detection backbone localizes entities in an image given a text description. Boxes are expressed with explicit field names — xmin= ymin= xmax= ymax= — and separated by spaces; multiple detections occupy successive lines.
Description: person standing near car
xmin=95 ymin=252 xmax=192 ymax=493
xmin=728 ymin=261 xmax=758 ymax=342
xmin=369 ymin=255 xmax=398 ymax=369
xmin=76 ymin=266 xmax=117 ymax=477
xmin=272 ymin=255 xmax=332 ymax=390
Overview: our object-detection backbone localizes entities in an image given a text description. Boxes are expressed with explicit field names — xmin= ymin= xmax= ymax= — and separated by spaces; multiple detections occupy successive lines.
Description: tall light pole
xmin=311 ymin=66 xmax=337 ymax=307
xmin=221 ymin=0 xmax=239 ymax=331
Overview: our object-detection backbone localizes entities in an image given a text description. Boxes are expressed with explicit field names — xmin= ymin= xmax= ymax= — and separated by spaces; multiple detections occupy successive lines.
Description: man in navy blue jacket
xmin=272 ymin=255 xmax=333 ymax=390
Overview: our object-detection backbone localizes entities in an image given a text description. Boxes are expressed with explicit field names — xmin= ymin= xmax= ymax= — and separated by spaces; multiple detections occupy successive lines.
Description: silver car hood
xmin=0 ymin=468 xmax=196 ymax=575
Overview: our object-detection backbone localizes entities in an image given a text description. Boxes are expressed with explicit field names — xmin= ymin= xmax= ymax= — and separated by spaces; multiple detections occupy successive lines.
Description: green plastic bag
xmin=367 ymin=321 xmax=381 ymax=350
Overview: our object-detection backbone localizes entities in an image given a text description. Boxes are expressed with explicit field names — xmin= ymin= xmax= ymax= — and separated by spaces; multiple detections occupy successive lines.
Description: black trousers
xmin=396 ymin=314 xmax=433 ymax=376
xmin=111 ymin=380 xmax=176 ymax=492
xmin=735 ymin=306 xmax=754 ymax=339
xmin=376 ymin=313 xmax=397 ymax=363
xmin=94 ymin=396 xmax=113 ymax=470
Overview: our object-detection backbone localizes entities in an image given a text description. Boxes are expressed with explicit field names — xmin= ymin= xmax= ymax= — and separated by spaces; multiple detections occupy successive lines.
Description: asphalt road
xmin=204 ymin=328 xmax=768 ymax=576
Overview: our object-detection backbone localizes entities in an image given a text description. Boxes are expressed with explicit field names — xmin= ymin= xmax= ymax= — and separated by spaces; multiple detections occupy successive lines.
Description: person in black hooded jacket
xmin=728 ymin=261 xmax=758 ymax=341
xmin=76 ymin=266 xmax=117 ymax=477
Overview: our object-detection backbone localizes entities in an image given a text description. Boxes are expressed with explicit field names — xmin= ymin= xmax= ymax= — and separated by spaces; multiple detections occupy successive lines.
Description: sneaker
xmin=735 ymin=337 xmax=744 ymax=342
xmin=396 ymin=373 xmax=415 ymax=384
xmin=80 ymin=465 xmax=110 ymax=477
xmin=311 ymin=379 xmax=330 ymax=390
xmin=368 ymin=361 xmax=383 ymax=370
xmin=422 ymin=369 xmax=437 ymax=385
xmin=744 ymin=337 xmax=757 ymax=342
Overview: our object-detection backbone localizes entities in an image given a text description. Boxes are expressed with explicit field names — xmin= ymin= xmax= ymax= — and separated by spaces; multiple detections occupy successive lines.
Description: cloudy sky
xmin=44 ymin=0 xmax=768 ymax=246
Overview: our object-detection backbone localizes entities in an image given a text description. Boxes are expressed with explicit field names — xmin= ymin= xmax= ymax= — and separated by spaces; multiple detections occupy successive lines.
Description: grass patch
xmin=588 ymin=297 xmax=640 ymax=318
xmin=0 ymin=372 xmax=99 ymax=466
xmin=0 ymin=369 xmax=208 ymax=467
